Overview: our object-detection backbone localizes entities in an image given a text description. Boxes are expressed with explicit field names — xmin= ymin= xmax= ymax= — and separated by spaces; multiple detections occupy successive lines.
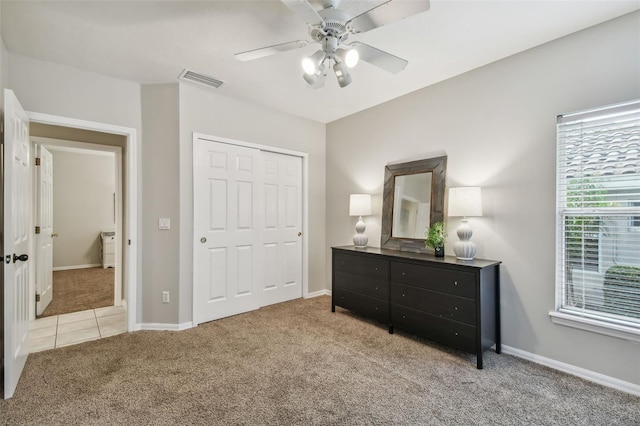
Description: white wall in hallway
xmin=50 ymin=148 xmax=116 ymax=269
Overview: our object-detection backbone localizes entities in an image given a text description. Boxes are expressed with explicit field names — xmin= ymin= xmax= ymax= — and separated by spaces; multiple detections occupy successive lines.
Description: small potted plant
xmin=425 ymin=221 xmax=447 ymax=257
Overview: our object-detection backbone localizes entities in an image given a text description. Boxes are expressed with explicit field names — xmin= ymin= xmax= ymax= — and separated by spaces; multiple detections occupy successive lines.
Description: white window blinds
xmin=556 ymin=100 xmax=640 ymax=328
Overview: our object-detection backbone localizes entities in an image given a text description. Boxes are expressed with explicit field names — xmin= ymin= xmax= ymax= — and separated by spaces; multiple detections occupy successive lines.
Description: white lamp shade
xmin=448 ymin=187 xmax=483 ymax=217
xmin=349 ymin=194 xmax=372 ymax=216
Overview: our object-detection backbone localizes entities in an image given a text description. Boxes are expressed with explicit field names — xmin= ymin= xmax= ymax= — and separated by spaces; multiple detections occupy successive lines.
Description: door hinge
xmin=35 ymin=157 xmax=41 ymax=166
xmin=35 ymin=226 xmax=41 ymax=234
xmin=35 ymin=293 xmax=41 ymax=303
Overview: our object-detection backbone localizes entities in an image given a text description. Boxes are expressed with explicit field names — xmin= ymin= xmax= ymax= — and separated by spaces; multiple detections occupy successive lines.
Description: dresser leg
xmin=495 ymin=342 xmax=501 ymax=354
xmin=388 ymin=325 xmax=394 ymax=334
xmin=331 ymin=304 xmax=335 ymax=313
xmin=476 ymin=355 xmax=483 ymax=369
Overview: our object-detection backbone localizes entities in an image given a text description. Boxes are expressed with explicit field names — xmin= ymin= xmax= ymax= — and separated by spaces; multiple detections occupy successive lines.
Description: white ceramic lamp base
xmin=353 ymin=216 xmax=368 ymax=248
xmin=453 ymin=219 xmax=476 ymax=260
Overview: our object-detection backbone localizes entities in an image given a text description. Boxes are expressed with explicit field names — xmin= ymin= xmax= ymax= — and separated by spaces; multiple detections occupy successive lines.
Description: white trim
xmin=501 ymin=344 xmax=640 ymax=396
xmin=305 ymin=289 xmax=331 ymax=298
xmin=140 ymin=322 xmax=194 ymax=331
xmin=549 ymin=311 xmax=640 ymax=343
xmin=52 ymin=264 xmax=103 ymax=271
xmin=192 ymin=132 xmax=309 ymax=327
xmin=31 ymin=136 xmax=123 ymax=309
xmin=27 ymin=112 xmax=139 ymax=333
xmin=46 ymin=145 xmax=115 ymax=157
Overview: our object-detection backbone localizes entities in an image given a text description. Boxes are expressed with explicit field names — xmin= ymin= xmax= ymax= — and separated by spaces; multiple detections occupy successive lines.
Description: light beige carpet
xmin=40 ymin=267 xmax=114 ymax=318
xmin=2 ymin=296 xmax=638 ymax=424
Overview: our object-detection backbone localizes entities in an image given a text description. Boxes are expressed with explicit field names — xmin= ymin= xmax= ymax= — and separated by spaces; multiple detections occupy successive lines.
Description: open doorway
xmin=25 ymin=118 xmax=136 ymax=352
xmin=33 ymin=142 xmax=119 ymax=318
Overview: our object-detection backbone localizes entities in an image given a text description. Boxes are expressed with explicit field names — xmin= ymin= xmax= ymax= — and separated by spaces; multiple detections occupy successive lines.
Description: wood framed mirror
xmin=381 ymin=156 xmax=447 ymax=251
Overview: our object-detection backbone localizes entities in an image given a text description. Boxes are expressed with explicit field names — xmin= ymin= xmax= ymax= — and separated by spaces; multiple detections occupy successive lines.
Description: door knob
xmin=52 ymin=233 xmax=59 ymax=238
xmin=298 ymin=232 xmax=302 ymax=237
xmin=13 ymin=254 xmax=28 ymax=263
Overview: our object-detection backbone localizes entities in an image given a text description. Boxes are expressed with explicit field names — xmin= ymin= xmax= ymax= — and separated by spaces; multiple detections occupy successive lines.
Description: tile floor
xmin=29 ymin=305 xmax=127 ymax=353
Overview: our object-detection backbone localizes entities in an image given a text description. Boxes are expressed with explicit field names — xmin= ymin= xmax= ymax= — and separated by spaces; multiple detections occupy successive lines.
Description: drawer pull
xmin=402 ymin=294 xmax=405 ymax=297
xmin=455 ymin=332 xmax=459 ymax=336
xmin=454 ymin=306 xmax=458 ymax=311
xmin=402 ymin=272 xmax=405 ymax=276
xmin=374 ymin=267 xmax=378 ymax=271
xmin=375 ymin=287 xmax=378 ymax=290
xmin=454 ymin=281 xmax=458 ymax=286
xmin=402 ymin=315 xmax=406 ymax=319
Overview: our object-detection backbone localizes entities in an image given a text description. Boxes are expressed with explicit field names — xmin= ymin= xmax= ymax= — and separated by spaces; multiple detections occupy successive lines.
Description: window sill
xmin=549 ymin=311 xmax=640 ymax=343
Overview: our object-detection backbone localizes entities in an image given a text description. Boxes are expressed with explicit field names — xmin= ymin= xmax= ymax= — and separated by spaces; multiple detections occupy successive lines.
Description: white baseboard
xmin=305 ymin=289 xmax=331 ymax=298
xmin=501 ymin=345 xmax=640 ymax=396
xmin=140 ymin=322 xmax=193 ymax=331
xmin=53 ymin=263 xmax=102 ymax=271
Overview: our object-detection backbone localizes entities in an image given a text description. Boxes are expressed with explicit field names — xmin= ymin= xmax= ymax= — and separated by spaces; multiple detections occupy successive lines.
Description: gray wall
xmin=50 ymin=149 xmax=116 ymax=269
xmin=325 ymin=12 xmax=640 ymax=385
xmin=140 ymin=83 xmax=180 ymax=324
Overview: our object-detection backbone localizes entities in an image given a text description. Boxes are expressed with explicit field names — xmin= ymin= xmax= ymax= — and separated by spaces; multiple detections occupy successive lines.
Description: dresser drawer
xmin=334 ymin=270 xmax=388 ymax=301
xmin=391 ymin=284 xmax=475 ymax=326
xmin=391 ymin=304 xmax=476 ymax=353
xmin=334 ymin=288 xmax=389 ymax=324
xmin=391 ymin=262 xmax=475 ymax=299
xmin=334 ymin=252 xmax=388 ymax=280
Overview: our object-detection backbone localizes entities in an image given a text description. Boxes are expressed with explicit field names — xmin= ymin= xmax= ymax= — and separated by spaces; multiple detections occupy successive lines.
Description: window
xmin=631 ymin=201 xmax=640 ymax=228
xmin=553 ymin=100 xmax=640 ymax=338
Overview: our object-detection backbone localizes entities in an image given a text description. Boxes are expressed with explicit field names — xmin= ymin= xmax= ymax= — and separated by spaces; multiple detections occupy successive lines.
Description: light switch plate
xmin=159 ymin=218 xmax=171 ymax=230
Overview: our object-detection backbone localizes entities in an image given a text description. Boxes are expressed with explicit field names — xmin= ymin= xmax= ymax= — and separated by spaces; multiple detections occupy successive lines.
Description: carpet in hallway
xmin=40 ymin=267 xmax=115 ymax=317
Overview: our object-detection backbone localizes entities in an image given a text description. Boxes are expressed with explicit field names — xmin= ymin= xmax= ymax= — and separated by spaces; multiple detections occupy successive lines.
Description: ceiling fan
xmin=235 ymin=0 xmax=430 ymax=88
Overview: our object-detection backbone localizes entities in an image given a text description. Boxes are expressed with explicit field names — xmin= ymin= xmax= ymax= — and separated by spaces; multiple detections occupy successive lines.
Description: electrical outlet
xmin=159 ymin=218 xmax=171 ymax=230
xmin=162 ymin=291 xmax=170 ymax=303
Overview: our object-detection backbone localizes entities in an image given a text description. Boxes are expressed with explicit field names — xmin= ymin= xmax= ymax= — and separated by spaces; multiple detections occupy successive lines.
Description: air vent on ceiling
xmin=178 ymin=69 xmax=224 ymax=89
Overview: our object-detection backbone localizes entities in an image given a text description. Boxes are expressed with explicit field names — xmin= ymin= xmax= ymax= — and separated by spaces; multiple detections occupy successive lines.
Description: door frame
xmin=30 ymin=138 xmax=123 ymax=319
xmin=191 ymin=132 xmax=309 ymax=327
xmin=27 ymin=112 xmax=138 ymax=331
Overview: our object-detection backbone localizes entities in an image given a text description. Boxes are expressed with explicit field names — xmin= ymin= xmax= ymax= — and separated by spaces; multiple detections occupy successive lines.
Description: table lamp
xmin=448 ymin=187 xmax=482 ymax=260
xmin=349 ymin=194 xmax=372 ymax=248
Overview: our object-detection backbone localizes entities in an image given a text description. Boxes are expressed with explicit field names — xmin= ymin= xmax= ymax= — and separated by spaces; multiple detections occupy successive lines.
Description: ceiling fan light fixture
xmin=336 ymin=48 xmax=359 ymax=68
xmin=333 ymin=61 xmax=352 ymax=88
xmin=303 ymin=62 xmax=326 ymax=88
xmin=302 ymin=50 xmax=326 ymax=75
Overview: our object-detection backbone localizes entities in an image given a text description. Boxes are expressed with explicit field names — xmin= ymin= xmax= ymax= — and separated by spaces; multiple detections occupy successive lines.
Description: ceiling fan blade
xmin=347 ymin=0 xmax=430 ymax=34
xmin=235 ymin=40 xmax=309 ymax=61
xmin=349 ymin=42 xmax=407 ymax=74
xmin=281 ymin=0 xmax=325 ymax=27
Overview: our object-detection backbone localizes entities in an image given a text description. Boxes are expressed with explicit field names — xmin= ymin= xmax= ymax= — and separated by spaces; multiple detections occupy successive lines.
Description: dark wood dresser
xmin=332 ymin=246 xmax=501 ymax=369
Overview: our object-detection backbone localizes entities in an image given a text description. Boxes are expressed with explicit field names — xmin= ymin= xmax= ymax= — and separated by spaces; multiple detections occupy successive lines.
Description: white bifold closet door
xmin=194 ymin=139 xmax=302 ymax=325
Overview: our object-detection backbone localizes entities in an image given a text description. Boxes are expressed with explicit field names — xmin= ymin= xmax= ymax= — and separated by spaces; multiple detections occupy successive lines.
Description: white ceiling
xmin=2 ymin=1 xmax=639 ymax=123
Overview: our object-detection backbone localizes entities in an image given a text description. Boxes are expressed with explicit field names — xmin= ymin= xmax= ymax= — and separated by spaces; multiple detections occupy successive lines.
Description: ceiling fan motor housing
xmin=316 ymin=8 xmax=350 ymax=37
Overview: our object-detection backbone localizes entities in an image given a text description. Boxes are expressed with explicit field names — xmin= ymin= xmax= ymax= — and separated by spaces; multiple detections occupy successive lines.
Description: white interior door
xmin=194 ymin=139 xmax=263 ymax=324
xmin=261 ymin=152 xmax=303 ymax=306
xmin=36 ymin=145 xmax=54 ymax=315
xmin=4 ymin=89 xmax=31 ymax=399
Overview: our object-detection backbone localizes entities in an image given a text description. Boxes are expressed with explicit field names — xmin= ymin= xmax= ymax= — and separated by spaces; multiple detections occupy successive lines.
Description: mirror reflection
xmin=392 ymin=173 xmax=432 ymax=239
